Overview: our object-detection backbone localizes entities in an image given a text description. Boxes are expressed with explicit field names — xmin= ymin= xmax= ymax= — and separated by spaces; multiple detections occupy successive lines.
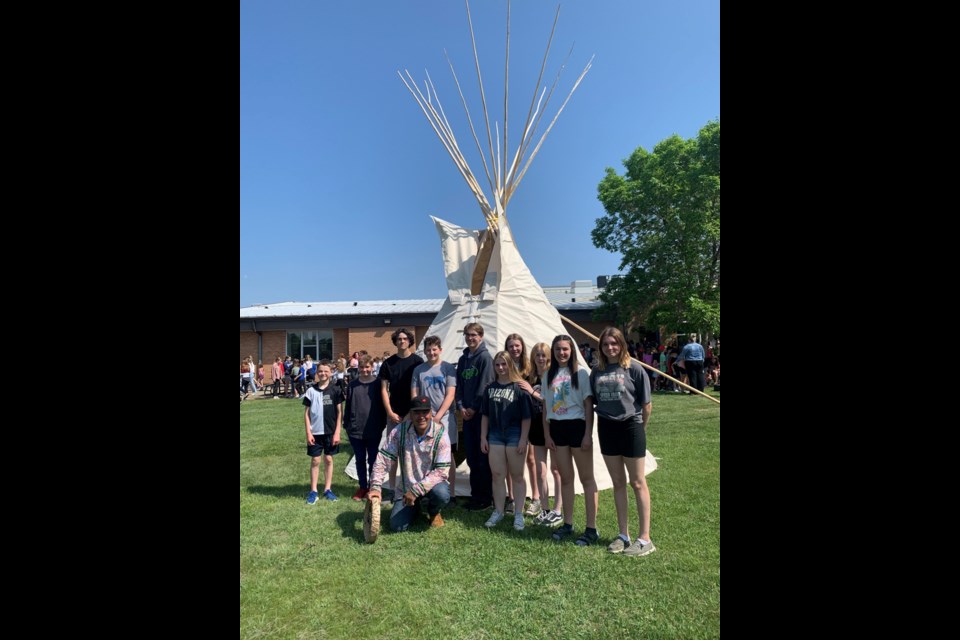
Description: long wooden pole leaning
xmin=559 ymin=314 xmax=720 ymax=405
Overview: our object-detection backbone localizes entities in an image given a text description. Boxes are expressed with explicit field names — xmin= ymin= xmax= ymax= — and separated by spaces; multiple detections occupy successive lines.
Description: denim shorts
xmin=487 ymin=424 xmax=522 ymax=447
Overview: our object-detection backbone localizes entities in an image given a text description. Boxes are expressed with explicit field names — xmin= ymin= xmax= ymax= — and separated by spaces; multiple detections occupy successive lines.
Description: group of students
xmin=299 ymin=323 xmax=656 ymax=557
xmin=240 ymin=355 xmax=264 ymax=400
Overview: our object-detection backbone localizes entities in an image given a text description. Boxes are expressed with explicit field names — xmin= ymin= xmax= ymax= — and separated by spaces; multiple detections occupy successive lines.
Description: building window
xmin=287 ymin=330 xmax=333 ymax=361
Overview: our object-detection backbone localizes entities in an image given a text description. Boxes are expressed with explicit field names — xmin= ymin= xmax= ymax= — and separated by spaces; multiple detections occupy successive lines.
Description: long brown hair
xmin=597 ymin=327 xmax=632 ymax=369
xmin=546 ymin=334 xmax=580 ymax=388
xmin=504 ymin=333 xmax=531 ymax=379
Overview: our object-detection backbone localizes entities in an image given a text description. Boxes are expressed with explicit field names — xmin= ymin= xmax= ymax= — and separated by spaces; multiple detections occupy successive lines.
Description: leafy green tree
xmin=592 ymin=120 xmax=720 ymax=338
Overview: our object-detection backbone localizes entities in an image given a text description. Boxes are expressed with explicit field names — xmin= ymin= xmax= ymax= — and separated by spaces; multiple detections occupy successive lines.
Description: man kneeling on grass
xmin=368 ymin=395 xmax=451 ymax=531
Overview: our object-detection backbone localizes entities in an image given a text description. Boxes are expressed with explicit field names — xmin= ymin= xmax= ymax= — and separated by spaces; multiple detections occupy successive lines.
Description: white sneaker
xmin=513 ymin=513 xmax=525 ymax=531
xmin=484 ymin=511 xmax=504 ymax=528
xmin=544 ymin=510 xmax=564 ymax=527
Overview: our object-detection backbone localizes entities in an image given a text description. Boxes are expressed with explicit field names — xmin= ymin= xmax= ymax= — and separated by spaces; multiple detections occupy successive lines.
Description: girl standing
xmin=480 ymin=351 xmax=532 ymax=531
xmin=272 ymin=357 xmax=284 ymax=398
xmin=591 ymin=327 xmax=655 ymax=557
xmin=543 ymin=334 xmax=597 ymax=545
xmin=529 ymin=342 xmax=563 ymax=526
xmin=504 ymin=333 xmax=536 ymax=516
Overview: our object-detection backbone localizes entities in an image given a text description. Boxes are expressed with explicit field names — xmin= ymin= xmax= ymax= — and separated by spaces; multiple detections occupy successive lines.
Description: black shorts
xmin=307 ymin=433 xmax=340 ymax=457
xmin=528 ymin=411 xmax=545 ymax=446
xmin=548 ymin=418 xmax=587 ymax=448
xmin=597 ymin=415 xmax=646 ymax=458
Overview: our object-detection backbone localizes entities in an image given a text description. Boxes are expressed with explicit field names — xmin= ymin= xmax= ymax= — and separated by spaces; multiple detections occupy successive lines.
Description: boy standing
xmin=456 ymin=322 xmax=495 ymax=511
xmin=411 ymin=336 xmax=458 ymax=497
xmin=304 ymin=360 xmax=344 ymax=504
xmin=345 ymin=355 xmax=387 ymax=501
xmin=379 ymin=328 xmax=424 ymax=497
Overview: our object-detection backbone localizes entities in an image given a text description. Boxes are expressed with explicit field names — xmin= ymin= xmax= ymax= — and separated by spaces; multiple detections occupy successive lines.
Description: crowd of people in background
xmin=240 ymin=350 xmax=396 ymax=402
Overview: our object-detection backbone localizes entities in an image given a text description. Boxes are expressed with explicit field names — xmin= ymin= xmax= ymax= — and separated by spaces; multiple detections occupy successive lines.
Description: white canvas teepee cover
xmin=422 ymin=215 xmax=575 ymax=362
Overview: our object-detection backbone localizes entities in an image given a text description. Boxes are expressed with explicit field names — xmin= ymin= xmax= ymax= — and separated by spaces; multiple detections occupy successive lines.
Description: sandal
xmin=552 ymin=523 xmax=574 ymax=541
xmin=575 ymin=530 xmax=600 ymax=546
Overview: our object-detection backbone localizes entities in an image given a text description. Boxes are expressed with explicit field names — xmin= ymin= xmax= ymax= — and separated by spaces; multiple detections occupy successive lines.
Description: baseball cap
xmin=410 ymin=395 xmax=431 ymax=412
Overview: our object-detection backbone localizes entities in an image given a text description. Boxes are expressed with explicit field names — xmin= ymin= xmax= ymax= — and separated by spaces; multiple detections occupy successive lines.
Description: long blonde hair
xmin=492 ymin=351 xmax=524 ymax=383
xmin=530 ymin=342 xmax=551 ymax=377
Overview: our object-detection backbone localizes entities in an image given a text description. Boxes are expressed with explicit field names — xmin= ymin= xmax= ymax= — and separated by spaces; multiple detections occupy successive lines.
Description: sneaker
xmin=504 ymin=498 xmax=515 ymax=514
xmin=575 ymin=530 xmax=600 ymax=546
xmin=544 ymin=510 xmax=564 ymax=527
xmin=306 ymin=491 xmax=319 ymax=505
xmin=524 ymin=499 xmax=541 ymax=517
xmin=323 ymin=489 xmax=338 ymax=501
xmin=623 ymin=539 xmax=656 ymax=557
xmin=429 ymin=513 xmax=445 ymax=529
xmin=464 ymin=500 xmax=492 ymax=512
xmin=533 ymin=509 xmax=550 ymax=525
xmin=484 ymin=511 xmax=505 ymax=528
xmin=513 ymin=513 xmax=525 ymax=531
xmin=552 ymin=523 xmax=574 ymax=541
xmin=607 ymin=535 xmax=630 ymax=554
xmin=352 ymin=488 xmax=366 ymax=501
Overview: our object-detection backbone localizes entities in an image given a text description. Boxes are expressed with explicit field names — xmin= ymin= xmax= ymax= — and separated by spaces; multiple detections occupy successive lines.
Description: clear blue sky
xmin=240 ymin=0 xmax=719 ymax=308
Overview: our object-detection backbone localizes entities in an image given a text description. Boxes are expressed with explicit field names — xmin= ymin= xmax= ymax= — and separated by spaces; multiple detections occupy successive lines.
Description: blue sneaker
xmin=323 ymin=489 xmax=338 ymax=501
xmin=306 ymin=491 xmax=319 ymax=505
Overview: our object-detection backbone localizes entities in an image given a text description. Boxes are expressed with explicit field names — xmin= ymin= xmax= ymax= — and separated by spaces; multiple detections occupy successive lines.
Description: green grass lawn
xmin=240 ymin=390 xmax=720 ymax=639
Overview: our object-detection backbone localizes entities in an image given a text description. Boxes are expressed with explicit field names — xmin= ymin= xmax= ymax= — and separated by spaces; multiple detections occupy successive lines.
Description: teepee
xmin=399 ymin=1 xmax=592 ymax=361
xmin=384 ymin=2 xmax=658 ymax=496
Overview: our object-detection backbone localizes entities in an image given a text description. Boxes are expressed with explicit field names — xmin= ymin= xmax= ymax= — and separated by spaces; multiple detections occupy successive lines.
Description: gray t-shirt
xmin=590 ymin=362 xmax=651 ymax=421
xmin=411 ymin=361 xmax=458 ymax=443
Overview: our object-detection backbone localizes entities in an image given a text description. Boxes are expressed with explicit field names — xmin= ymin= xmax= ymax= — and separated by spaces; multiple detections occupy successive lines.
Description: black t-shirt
xmin=346 ymin=378 xmax=386 ymax=440
xmin=480 ymin=380 xmax=532 ymax=431
xmin=302 ymin=383 xmax=344 ymax=434
xmin=377 ymin=353 xmax=424 ymax=417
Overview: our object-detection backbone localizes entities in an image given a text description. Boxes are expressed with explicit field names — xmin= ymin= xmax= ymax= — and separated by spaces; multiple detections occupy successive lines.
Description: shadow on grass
xmin=246 ymin=484 xmax=306 ymax=499
xmin=332 ymin=499 xmax=487 ymax=542
xmin=246 ymin=478 xmax=365 ymax=502
xmin=334 ymin=509 xmax=368 ymax=544
xmin=332 ymin=501 xmax=434 ymax=541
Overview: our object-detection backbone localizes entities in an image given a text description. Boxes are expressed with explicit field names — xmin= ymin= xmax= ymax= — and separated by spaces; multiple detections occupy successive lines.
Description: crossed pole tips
xmin=398 ymin=0 xmax=593 ymax=235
